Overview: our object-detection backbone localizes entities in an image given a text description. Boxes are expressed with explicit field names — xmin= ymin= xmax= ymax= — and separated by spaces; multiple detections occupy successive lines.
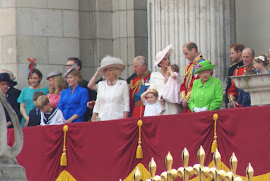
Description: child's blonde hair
xmin=36 ymin=95 xmax=50 ymax=109
xmin=254 ymin=54 xmax=269 ymax=67
xmin=49 ymin=75 xmax=67 ymax=94
xmin=147 ymin=89 xmax=159 ymax=98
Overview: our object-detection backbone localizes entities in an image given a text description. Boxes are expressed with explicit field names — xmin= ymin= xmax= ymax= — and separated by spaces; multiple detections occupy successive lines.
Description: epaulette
xmin=132 ymin=75 xmax=139 ymax=80
xmin=237 ymin=65 xmax=245 ymax=69
xmin=230 ymin=62 xmax=238 ymax=68
xmin=193 ymin=54 xmax=205 ymax=64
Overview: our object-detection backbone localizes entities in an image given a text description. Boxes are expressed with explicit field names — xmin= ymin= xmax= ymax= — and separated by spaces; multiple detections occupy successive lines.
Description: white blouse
xmin=93 ymin=79 xmax=130 ymax=121
xmin=150 ymin=72 xmax=180 ymax=115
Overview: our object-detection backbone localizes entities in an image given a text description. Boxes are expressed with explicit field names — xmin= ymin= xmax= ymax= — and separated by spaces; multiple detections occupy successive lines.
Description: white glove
xmin=193 ymin=107 xmax=201 ymax=112
xmin=200 ymin=107 xmax=208 ymax=112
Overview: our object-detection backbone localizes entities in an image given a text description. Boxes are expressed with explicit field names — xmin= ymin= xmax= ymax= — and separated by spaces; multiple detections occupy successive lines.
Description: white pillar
xmin=147 ymin=0 xmax=236 ymax=83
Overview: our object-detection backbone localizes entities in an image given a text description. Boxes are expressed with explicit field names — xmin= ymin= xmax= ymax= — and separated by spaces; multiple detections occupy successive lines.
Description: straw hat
xmin=47 ymin=71 xmax=62 ymax=80
xmin=154 ymin=44 xmax=173 ymax=67
xmin=194 ymin=61 xmax=215 ymax=74
xmin=97 ymin=56 xmax=125 ymax=76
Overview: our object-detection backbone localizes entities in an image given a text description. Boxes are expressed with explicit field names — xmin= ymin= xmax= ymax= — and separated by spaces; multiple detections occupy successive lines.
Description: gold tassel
xmin=136 ymin=120 xmax=143 ymax=159
xmin=211 ymin=114 xmax=218 ymax=153
xmin=60 ymin=125 xmax=68 ymax=166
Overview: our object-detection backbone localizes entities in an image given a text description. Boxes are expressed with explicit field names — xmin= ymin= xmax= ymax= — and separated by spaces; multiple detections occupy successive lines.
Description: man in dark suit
xmin=225 ymin=43 xmax=245 ymax=107
xmin=28 ymin=91 xmax=44 ymax=127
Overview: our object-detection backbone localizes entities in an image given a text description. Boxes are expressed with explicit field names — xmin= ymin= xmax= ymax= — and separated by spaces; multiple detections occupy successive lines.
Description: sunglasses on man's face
xmin=65 ymin=64 xmax=75 ymax=67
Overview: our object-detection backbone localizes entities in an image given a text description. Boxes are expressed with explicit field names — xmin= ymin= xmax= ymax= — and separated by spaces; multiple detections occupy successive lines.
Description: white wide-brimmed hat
xmin=97 ymin=55 xmax=125 ymax=76
xmin=154 ymin=44 xmax=173 ymax=67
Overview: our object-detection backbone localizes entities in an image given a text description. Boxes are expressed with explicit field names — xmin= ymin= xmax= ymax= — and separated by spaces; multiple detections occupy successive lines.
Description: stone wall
xmin=235 ymin=0 xmax=270 ymax=56
xmin=0 ymin=0 xmax=80 ymax=89
xmin=79 ymin=0 xmax=148 ymax=81
xmin=0 ymin=2 xmax=17 ymax=85
xmin=0 ymin=0 xmax=147 ymax=89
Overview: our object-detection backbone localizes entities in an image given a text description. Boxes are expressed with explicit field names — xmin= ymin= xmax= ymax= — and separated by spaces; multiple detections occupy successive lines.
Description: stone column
xmin=79 ymin=0 xmax=114 ymax=80
xmin=147 ymin=0 xmax=236 ymax=83
xmin=80 ymin=0 xmax=148 ymax=80
xmin=112 ymin=0 xmax=148 ymax=78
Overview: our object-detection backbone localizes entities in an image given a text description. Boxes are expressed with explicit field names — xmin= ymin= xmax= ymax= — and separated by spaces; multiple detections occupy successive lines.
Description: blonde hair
xmin=147 ymin=89 xmax=159 ymax=98
xmin=49 ymin=75 xmax=67 ymax=94
xmin=104 ymin=67 xmax=122 ymax=79
xmin=36 ymin=95 xmax=49 ymax=109
xmin=66 ymin=69 xmax=83 ymax=82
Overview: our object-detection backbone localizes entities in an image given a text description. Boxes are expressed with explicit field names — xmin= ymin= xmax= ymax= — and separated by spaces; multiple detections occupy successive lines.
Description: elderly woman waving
xmin=188 ymin=61 xmax=223 ymax=112
xmin=88 ymin=56 xmax=130 ymax=121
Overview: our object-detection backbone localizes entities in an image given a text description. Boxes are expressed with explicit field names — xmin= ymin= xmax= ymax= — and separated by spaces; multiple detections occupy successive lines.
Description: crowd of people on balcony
xmin=2 ymin=42 xmax=270 ymax=127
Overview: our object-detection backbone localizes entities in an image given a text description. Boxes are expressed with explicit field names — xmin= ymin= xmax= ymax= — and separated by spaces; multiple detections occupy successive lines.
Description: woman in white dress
xmin=88 ymin=56 xmax=130 ymax=121
xmin=149 ymin=44 xmax=181 ymax=115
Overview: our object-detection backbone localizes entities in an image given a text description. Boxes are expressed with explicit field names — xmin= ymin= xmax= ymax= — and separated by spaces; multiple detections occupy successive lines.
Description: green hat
xmin=194 ymin=60 xmax=215 ymax=74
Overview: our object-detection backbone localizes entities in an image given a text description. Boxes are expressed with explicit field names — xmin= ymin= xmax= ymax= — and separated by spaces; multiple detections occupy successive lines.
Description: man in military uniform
xmin=225 ymin=43 xmax=245 ymax=108
xmin=130 ymin=56 xmax=151 ymax=117
xmin=227 ymin=48 xmax=254 ymax=108
xmin=180 ymin=42 xmax=207 ymax=113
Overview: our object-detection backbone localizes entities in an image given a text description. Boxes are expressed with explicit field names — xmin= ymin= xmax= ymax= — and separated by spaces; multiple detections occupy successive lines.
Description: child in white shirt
xmin=36 ymin=95 xmax=65 ymax=125
xmin=141 ymin=89 xmax=162 ymax=117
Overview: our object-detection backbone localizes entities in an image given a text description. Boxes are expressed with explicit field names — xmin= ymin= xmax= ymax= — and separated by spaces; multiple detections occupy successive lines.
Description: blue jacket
xmin=58 ymin=85 xmax=89 ymax=122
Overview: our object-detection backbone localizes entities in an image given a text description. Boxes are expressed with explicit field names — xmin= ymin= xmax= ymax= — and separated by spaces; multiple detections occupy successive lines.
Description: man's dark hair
xmin=33 ymin=91 xmax=45 ymax=101
xmin=230 ymin=43 xmax=245 ymax=53
xmin=183 ymin=42 xmax=198 ymax=52
xmin=67 ymin=57 xmax=82 ymax=71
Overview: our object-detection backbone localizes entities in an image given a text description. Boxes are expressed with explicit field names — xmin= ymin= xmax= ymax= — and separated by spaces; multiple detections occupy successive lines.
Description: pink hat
xmin=154 ymin=44 xmax=173 ymax=67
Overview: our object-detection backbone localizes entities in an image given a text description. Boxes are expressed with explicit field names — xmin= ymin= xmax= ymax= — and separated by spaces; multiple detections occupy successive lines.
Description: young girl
xmin=253 ymin=55 xmax=270 ymax=74
xmin=141 ymin=89 xmax=162 ymax=117
xmin=162 ymin=64 xmax=180 ymax=104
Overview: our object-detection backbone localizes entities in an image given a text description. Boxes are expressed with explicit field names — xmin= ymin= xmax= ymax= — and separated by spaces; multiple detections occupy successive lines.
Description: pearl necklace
xmin=107 ymin=80 xmax=117 ymax=86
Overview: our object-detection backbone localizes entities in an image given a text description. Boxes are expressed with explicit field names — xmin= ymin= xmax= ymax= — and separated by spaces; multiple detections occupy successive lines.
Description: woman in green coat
xmin=188 ymin=61 xmax=223 ymax=112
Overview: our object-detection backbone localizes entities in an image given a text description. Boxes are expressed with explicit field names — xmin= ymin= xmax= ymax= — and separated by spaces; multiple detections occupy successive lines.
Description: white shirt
xmin=144 ymin=100 xmax=162 ymax=117
xmin=40 ymin=108 xmax=65 ymax=125
xmin=150 ymin=71 xmax=180 ymax=115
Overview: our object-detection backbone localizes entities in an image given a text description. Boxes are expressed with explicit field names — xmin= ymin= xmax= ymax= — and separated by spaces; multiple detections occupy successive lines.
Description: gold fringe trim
xmin=55 ymin=170 xmax=77 ymax=181
xmin=240 ymin=172 xmax=270 ymax=181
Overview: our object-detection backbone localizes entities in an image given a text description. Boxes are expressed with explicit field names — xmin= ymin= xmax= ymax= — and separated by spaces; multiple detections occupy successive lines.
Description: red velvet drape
xmin=7 ymin=106 xmax=270 ymax=181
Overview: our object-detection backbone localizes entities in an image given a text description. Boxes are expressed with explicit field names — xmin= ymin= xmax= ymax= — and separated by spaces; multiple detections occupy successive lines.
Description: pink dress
xmin=47 ymin=93 xmax=61 ymax=108
xmin=162 ymin=72 xmax=180 ymax=104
